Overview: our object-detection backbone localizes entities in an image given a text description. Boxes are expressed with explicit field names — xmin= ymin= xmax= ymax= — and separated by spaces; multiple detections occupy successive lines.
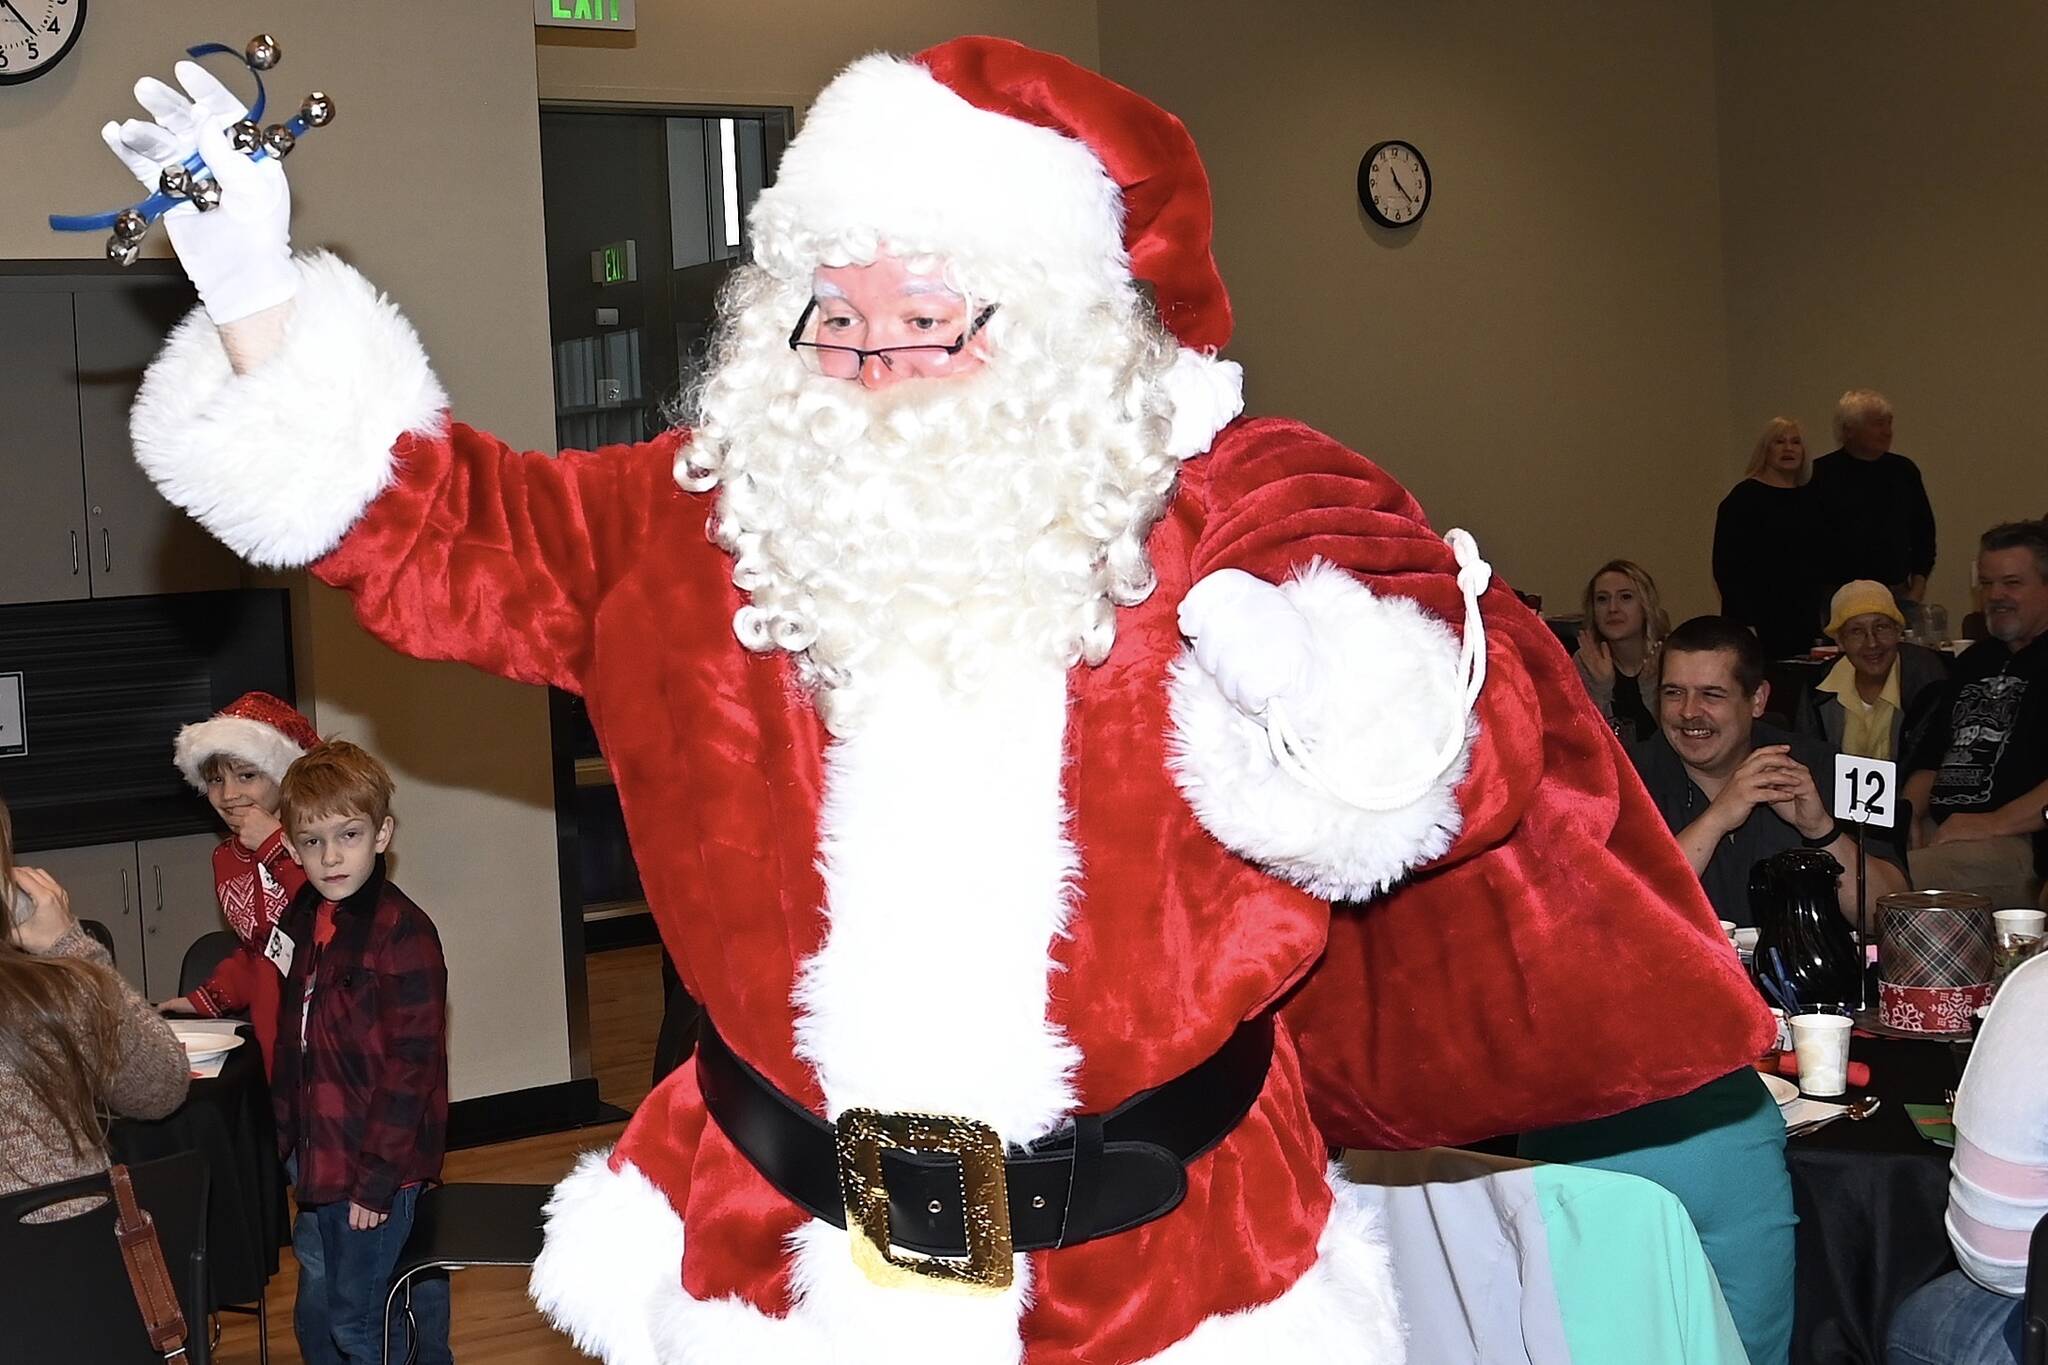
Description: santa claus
xmin=107 ymin=35 xmax=1769 ymax=1365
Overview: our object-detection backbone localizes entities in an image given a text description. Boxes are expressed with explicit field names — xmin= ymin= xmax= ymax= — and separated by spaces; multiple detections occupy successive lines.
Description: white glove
xmin=101 ymin=60 xmax=297 ymax=325
xmin=1177 ymin=568 xmax=1321 ymax=719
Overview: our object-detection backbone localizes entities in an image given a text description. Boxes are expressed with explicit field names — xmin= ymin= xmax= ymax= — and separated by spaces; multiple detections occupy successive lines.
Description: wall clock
xmin=0 ymin=0 xmax=86 ymax=86
xmin=1358 ymin=139 xmax=1430 ymax=228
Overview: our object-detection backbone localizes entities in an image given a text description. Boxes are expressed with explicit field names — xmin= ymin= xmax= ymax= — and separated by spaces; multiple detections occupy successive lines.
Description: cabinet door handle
xmin=70 ymin=530 xmax=80 ymax=575
xmin=119 ymin=867 xmax=131 ymax=917
xmin=101 ymin=528 xmax=112 ymax=574
xmin=154 ymin=865 xmax=164 ymax=912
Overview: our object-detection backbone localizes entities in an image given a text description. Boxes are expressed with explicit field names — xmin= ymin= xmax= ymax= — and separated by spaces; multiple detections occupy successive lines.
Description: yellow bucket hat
xmin=1825 ymin=580 xmax=1905 ymax=640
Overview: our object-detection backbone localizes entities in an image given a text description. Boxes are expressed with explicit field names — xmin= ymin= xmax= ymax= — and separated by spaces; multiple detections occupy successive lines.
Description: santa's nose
xmin=858 ymin=352 xmax=903 ymax=390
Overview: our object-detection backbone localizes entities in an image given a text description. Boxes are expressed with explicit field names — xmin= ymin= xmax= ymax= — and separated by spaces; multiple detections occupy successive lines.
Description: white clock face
xmin=1363 ymin=142 xmax=1429 ymax=227
xmin=0 ymin=0 xmax=86 ymax=86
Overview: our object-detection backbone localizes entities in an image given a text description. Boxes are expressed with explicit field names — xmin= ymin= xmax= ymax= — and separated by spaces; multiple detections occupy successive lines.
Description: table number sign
xmin=1833 ymin=754 xmax=1896 ymax=829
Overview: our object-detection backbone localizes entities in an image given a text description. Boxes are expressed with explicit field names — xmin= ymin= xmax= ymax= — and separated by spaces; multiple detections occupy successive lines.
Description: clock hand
xmin=1389 ymin=168 xmax=1417 ymax=205
xmin=0 ymin=0 xmax=33 ymax=33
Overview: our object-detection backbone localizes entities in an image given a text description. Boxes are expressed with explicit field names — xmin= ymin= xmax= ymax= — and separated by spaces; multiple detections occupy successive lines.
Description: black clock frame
xmin=0 ymin=0 xmax=88 ymax=87
xmin=1357 ymin=138 xmax=1430 ymax=229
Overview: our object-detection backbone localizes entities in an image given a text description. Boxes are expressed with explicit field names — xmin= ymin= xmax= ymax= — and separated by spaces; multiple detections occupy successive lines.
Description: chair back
xmin=78 ymin=918 xmax=118 ymax=964
xmin=2025 ymin=1208 xmax=2046 ymax=1365
xmin=179 ymin=930 xmax=242 ymax=997
xmin=0 ymin=1150 xmax=211 ymax=1365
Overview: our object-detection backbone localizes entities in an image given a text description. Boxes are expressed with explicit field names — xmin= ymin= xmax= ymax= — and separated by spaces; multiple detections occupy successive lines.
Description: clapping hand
xmin=100 ymin=60 xmax=297 ymax=324
xmin=8 ymin=867 xmax=78 ymax=954
xmin=1575 ymin=627 xmax=1615 ymax=686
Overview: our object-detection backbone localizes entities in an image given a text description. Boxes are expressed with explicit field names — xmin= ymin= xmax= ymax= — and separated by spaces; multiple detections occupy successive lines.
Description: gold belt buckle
xmin=835 ymin=1107 xmax=1014 ymax=1295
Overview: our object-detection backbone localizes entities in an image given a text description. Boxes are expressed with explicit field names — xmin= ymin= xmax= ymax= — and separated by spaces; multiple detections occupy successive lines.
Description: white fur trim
xmin=1146 ymin=1168 xmax=1404 ymax=1365
xmin=751 ymin=54 xmax=1127 ymax=300
xmin=530 ymin=1151 xmax=687 ymax=1365
xmin=1161 ymin=350 xmax=1244 ymax=460
xmin=130 ymin=250 xmax=448 ymax=568
xmin=529 ymin=1154 xmax=1401 ymax=1363
xmin=1169 ymin=562 xmax=1473 ymax=900
xmin=172 ymin=715 xmax=304 ymax=790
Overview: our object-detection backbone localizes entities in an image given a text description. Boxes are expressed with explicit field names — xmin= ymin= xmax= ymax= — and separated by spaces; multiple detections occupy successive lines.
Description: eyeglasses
xmin=787 ymin=300 xmax=998 ymax=380
xmin=1839 ymin=621 xmax=1901 ymax=645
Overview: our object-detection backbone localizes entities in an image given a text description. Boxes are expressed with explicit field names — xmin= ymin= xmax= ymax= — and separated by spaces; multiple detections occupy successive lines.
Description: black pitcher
xmin=1748 ymin=848 xmax=1861 ymax=1013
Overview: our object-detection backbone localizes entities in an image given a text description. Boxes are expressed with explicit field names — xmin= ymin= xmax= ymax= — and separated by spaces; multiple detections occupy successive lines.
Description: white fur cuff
xmin=1169 ymin=562 xmax=1473 ymax=900
xmin=130 ymin=250 xmax=448 ymax=568
xmin=1161 ymin=349 xmax=1245 ymax=460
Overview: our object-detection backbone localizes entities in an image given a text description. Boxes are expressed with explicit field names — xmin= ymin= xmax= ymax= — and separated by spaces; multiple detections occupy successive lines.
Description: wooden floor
xmin=213 ymin=943 xmax=665 ymax=1364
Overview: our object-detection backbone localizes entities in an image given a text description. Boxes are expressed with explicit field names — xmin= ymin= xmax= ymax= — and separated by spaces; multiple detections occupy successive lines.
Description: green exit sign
xmin=590 ymin=240 xmax=637 ymax=286
xmin=536 ymin=0 xmax=636 ymax=30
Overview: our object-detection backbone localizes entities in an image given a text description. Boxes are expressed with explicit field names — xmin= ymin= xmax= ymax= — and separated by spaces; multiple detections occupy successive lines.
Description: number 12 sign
xmin=1833 ymin=754 xmax=1897 ymax=829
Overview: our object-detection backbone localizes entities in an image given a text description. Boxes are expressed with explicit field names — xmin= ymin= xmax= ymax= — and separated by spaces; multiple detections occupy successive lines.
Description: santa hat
xmin=173 ymin=691 xmax=318 ymax=791
xmin=748 ymin=35 xmax=1245 ymax=460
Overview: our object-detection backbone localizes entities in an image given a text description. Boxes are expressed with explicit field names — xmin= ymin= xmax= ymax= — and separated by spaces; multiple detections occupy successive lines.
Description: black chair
xmin=381 ymin=1182 xmax=552 ymax=1365
xmin=78 ymin=917 xmax=118 ymax=963
xmin=2025 ymin=1208 xmax=2046 ymax=1365
xmin=0 ymin=1150 xmax=211 ymax=1365
xmin=179 ymin=930 xmax=242 ymax=998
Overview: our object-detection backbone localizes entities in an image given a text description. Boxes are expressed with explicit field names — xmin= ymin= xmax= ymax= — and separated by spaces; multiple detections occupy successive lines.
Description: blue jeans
xmin=290 ymin=1180 xmax=453 ymax=1365
xmin=1886 ymin=1269 xmax=2023 ymax=1365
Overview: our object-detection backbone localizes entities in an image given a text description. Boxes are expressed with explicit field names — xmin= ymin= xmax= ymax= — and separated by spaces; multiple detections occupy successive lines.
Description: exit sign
xmin=590 ymin=240 xmax=637 ymax=285
xmin=536 ymin=0 xmax=636 ymax=30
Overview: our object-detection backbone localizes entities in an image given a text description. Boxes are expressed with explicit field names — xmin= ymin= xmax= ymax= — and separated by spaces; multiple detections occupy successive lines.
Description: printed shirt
xmin=270 ymin=859 xmax=449 ymax=1213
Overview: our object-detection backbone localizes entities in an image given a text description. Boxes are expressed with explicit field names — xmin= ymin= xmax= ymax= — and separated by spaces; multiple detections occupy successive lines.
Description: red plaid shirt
xmin=271 ymin=860 xmax=448 ymax=1212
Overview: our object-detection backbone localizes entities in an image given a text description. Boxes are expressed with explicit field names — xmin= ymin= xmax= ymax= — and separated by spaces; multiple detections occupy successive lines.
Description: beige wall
xmin=535 ymin=2 xmax=1097 ymax=107
xmin=1715 ymin=2 xmax=2048 ymax=619
xmin=1100 ymin=1 xmax=1734 ymax=618
xmin=0 ymin=4 xmax=568 ymax=1102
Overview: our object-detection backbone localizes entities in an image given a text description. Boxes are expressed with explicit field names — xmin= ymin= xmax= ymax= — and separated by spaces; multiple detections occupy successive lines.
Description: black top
xmin=1809 ymin=449 xmax=1937 ymax=591
xmin=1713 ymin=478 xmax=1827 ymax=658
xmin=1905 ymin=633 xmax=2048 ymax=874
xmin=1609 ymin=663 xmax=1657 ymax=744
xmin=1629 ymin=720 xmax=1838 ymax=927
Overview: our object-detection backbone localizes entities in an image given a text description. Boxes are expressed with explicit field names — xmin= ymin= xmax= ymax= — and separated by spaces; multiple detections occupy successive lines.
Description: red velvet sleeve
xmin=1188 ymin=420 xmax=1774 ymax=1147
xmin=310 ymin=423 xmax=691 ymax=694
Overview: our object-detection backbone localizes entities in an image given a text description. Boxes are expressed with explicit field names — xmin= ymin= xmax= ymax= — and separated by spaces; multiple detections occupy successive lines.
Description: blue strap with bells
xmin=47 ymin=34 xmax=335 ymax=266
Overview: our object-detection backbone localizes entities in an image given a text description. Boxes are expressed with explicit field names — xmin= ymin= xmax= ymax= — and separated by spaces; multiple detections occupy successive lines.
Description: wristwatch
xmin=1801 ymin=824 xmax=1843 ymax=849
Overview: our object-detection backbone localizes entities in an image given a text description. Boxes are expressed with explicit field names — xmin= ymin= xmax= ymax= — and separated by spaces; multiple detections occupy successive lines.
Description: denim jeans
xmin=290 ymin=1175 xmax=453 ymax=1365
xmin=1886 ymin=1269 xmax=2023 ymax=1365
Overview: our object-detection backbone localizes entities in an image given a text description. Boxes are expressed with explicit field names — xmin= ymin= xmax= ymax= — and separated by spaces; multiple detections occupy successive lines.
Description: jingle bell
xmin=301 ymin=92 xmax=336 ymax=128
xmin=188 ymin=177 xmax=223 ymax=212
xmin=106 ymin=235 xmax=141 ymax=266
xmin=159 ymin=165 xmax=194 ymax=199
xmin=245 ymin=34 xmax=281 ymax=71
xmin=261 ymin=125 xmax=296 ymax=159
xmin=229 ymin=120 xmax=262 ymax=154
xmin=112 ymin=208 xmax=149 ymax=243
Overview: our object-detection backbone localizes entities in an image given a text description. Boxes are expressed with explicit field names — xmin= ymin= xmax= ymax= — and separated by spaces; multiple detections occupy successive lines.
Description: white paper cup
xmin=1790 ymin=1013 xmax=1852 ymax=1097
xmin=1718 ymin=919 xmax=1738 ymax=939
xmin=1992 ymin=909 xmax=2045 ymax=941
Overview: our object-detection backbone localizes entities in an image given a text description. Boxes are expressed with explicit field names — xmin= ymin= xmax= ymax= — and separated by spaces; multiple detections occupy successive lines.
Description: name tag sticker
xmin=263 ymin=925 xmax=295 ymax=977
xmin=1833 ymin=754 xmax=1898 ymax=829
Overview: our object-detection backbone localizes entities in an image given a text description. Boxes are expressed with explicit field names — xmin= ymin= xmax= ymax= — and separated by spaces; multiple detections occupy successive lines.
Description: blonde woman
xmin=1575 ymin=559 xmax=1668 ymax=742
xmin=1714 ymin=417 xmax=1826 ymax=659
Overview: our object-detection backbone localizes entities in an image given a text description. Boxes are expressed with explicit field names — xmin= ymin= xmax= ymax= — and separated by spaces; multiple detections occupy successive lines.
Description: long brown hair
xmin=0 ymin=797 xmax=122 ymax=1163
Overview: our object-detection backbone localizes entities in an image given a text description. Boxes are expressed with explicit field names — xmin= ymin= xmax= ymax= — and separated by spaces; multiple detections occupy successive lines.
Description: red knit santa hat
xmin=173 ymin=691 xmax=318 ymax=790
xmin=747 ymin=35 xmax=1245 ymax=459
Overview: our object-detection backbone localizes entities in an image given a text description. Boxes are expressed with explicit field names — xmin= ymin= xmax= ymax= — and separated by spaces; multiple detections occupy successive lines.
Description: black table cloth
xmin=1786 ymin=1033 xmax=1967 ymax=1365
xmin=110 ymin=1024 xmax=288 ymax=1309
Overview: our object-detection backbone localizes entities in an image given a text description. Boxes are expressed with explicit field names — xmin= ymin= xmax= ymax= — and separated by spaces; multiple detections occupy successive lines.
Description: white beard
xmin=684 ymin=269 xmax=1183 ymax=735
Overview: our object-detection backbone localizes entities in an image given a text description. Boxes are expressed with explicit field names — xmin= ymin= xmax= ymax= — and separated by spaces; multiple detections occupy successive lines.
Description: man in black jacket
xmin=1810 ymin=389 xmax=1937 ymax=602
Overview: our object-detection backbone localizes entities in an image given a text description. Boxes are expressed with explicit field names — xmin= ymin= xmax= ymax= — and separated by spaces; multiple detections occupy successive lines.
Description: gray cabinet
xmin=0 ymin=293 xmax=89 ymax=605
xmin=0 ymin=274 xmax=246 ymax=606
xmin=17 ymin=833 xmax=221 ymax=999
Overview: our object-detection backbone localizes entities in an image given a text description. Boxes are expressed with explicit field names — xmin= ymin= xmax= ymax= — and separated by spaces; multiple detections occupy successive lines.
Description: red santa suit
xmin=129 ymin=38 xmax=1770 ymax=1365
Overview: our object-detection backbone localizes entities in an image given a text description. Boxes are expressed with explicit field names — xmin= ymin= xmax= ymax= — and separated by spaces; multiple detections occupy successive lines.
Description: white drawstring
xmin=1263 ymin=529 xmax=1492 ymax=812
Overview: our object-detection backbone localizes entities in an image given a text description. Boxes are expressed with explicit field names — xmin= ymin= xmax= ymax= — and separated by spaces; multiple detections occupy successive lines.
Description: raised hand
xmin=1575 ymin=627 xmax=1615 ymax=686
xmin=100 ymin=60 xmax=296 ymax=325
xmin=8 ymin=866 xmax=78 ymax=954
xmin=1178 ymin=568 xmax=1320 ymax=720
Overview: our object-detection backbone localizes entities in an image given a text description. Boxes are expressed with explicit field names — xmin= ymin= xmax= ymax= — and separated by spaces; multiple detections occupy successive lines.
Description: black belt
xmin=697 ymin=1014 xmax=1273 ymax=1262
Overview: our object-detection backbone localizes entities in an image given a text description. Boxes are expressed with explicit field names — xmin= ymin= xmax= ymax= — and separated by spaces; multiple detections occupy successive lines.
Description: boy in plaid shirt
xmin=274 ymin=741 xmax=451 ymax=1365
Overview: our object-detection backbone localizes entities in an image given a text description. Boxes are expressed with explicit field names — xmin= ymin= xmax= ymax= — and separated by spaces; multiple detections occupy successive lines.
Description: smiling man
xmin=1903 ymin=521 xmax=2048 ymax=909
xmin=1630 ymin=616 xmax=1905 ymax=926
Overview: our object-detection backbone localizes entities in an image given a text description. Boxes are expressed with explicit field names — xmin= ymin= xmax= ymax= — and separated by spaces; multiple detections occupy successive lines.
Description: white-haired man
xmin=1811 ymin=387 xmax=1938 ymax=601
xmin=106 ymin=36 xmax=1768 ymax=1364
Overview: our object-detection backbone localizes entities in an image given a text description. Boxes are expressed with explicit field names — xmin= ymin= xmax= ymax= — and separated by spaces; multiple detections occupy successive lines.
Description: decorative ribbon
xmin=1264 ymin=527 xmax=1493 ymax=813
xmin=47 ymin=42 xmax=285 ymax=235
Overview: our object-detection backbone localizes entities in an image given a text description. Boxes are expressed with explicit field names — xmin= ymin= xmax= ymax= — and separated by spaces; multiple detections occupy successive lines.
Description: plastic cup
xmin=1790 ymin=1014 xmax=1852 ymax=1097
xmin=1992 ymin=909 xmax=2045 ymax=940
